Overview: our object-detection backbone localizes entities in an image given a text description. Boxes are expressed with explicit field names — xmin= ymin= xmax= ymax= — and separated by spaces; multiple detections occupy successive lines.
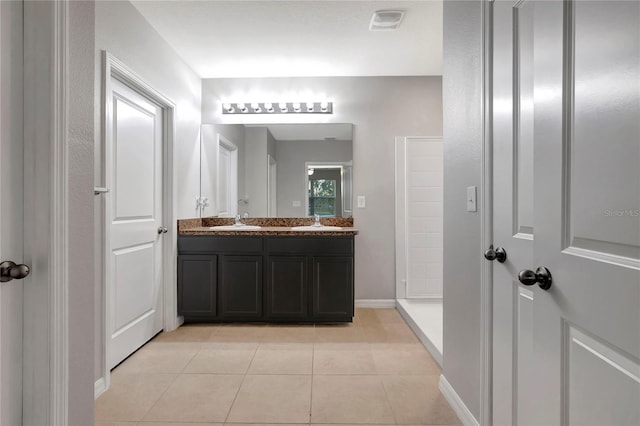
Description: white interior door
xmin=0 ymin=1 xmax=25 ymax=423
xmin=107 ymin=78 xmax=164 ymax=368
xmin=268 ymin=155 xmax=277 ymax=217
xmin=493 ymin=1 xmax=640 ymax=424
xmin=491 ymin=1 xmax=537 ymax=424
xmin=217 ymin=135 xmax=237 ymax=217
xmin=395 ymin=137 xmax=443 ymax=299
xmin=532 ymin=2 xmax=639 ymax=424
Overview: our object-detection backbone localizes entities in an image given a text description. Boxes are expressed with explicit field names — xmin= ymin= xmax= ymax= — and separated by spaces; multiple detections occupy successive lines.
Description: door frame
xmin=99 ymin=52 xmax=178 ymax=395
xmin=21 ymin=0 xmax=74 ymax=423
xmin=479 ymin=1 xmax=494 ymax=425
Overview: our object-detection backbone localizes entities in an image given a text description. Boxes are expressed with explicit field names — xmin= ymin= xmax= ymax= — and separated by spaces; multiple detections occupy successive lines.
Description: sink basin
xmin=290 ymin=225 xmax=343 ymax=231
xmin=209 ymin=225 xmax=262 ymax=231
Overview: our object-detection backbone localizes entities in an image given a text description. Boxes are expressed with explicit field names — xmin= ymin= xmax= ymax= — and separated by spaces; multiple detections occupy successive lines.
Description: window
xmin=308 ymin=179 xmax=336 ymax=217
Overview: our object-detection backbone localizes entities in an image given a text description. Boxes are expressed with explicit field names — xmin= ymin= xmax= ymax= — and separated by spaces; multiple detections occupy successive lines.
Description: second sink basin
xmin=209 ymin=225 xmax=262 ymax=231
xmin=291 ymin=225 xmax=343 ymax=231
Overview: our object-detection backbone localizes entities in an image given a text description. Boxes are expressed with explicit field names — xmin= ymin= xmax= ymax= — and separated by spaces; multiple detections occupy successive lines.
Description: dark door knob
xmin=158 ymin=227 xmax=168 ymax=234
xmin=484 ymin=246 xmax=507 ymax=263
xmin=0 ymin=261 xmax=31 ymax=282
xmin=518 ymin=266 xmax=552 ymax=290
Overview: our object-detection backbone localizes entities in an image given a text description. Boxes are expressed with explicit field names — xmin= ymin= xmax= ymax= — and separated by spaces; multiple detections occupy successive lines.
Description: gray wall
xmin=275 ymin=140 xmax=352 ymax=217
xmin=94 ymin=0 xmax=202 ymax=381
xmin=202 ymin=76 xmax=442 ymax=300
xmin=69 ymin=2 xmax=96 ymax=423
xmin=442 ymin=0 xmax=483 ymax=421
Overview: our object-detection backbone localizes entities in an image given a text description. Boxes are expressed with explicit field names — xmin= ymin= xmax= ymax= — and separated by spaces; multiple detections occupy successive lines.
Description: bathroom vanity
xmin=177 ymin=218 xmax=357 ymax=323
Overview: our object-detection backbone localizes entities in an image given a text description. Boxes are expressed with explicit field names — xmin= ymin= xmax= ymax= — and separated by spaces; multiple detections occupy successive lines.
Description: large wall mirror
xmin=200 ymin=123 xmax=353 ymax=218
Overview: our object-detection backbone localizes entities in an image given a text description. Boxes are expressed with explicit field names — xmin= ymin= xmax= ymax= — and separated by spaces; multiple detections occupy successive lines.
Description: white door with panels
xmin=491 ymin=1 xmax=640 ymax=425
xmin=395 ymin=137 xmax=443 ymax=299
xmin=107 ymin=78 xmax=164 ymax=368
xmin=217 ymin=135 xmax=238 ymax=218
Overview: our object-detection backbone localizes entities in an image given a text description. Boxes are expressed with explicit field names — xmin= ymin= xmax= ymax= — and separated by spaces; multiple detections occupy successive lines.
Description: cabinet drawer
xmin=266 ymin=237 xmax=353 ymax=255
xmin=179 ymin=236 xmax=263 ymax=254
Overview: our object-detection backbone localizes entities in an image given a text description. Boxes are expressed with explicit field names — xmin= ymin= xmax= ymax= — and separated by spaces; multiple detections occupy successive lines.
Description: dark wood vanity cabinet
xmin=177 ymin=235 xmax=354 ymax=322
xmin=219 ymin=255 xmax=263 ymax=318
xmin=177 ymin=254 xmax=217 ymax=319
xmin=266 ymin=256 xmax=308 ymax=319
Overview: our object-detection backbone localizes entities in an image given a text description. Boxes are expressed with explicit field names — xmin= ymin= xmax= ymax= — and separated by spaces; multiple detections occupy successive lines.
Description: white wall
xmin=94 ymin=0 xmax=202 ymax=382
xmin=275 ymin=140 xmax=352 ymax=217
xmin=442 ymin=0 xmax=483 ymax=421
xmin=202 ymin=77 xmax=442 ymax=300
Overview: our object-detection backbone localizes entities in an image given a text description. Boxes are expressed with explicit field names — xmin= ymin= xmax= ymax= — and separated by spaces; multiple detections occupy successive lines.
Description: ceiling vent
xmin=369 ymin=9 xmax=405 ymax=31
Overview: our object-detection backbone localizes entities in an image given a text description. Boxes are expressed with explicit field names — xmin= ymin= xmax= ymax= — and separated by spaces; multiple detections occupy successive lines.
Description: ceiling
xmin=130 ymin=1 xmax=443 ymax=78
xmin=246 ymin=123 xmax=353 ymax=141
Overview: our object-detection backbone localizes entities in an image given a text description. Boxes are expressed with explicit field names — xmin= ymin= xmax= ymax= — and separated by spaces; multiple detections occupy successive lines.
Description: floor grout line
xmin=222 ymin=343 xmax=259 ymax=423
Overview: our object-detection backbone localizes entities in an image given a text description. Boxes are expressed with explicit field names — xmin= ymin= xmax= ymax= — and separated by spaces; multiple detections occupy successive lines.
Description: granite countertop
xmin=178 ymin=217 xmax=358 ymax=236
xmin=180 ymin=226 xmax=358 ymax=236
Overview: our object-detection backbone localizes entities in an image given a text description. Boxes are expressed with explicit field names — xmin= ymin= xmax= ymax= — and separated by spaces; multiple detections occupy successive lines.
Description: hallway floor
xmin=95 ymin=308 xmax=460 ymax=426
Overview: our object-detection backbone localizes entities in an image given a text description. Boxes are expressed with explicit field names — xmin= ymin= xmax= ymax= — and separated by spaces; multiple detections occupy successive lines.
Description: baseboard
xmin=94 ymin=377 xmax=106 ymax=400
xmin=354 ymin=299 xmax=396 ymax=308
xmin=439 ymin=375 xmax=479 ymax=426
xmin=396 ymin=300 xmax=443 ymax=367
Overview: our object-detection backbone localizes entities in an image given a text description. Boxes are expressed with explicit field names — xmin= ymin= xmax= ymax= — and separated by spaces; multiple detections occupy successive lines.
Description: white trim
xmin=22 ymin=1 xmax=70 ymax=423
xmin=354 ymin=299 xmax=396 ymax=308
xmin=94 ymin=378 xmax=106 ymax=400
xmin=440 ymin=375 xmax=480 ymax=426
xmin=101 ymin=52 xmax=178 ymax=392
xmin=396 ymin=300 xmax=443 ymax=366
xmin=480 ymin=1 xmax=494 ymax=425
xmin=50 ymin=2 xmax=70 ymax=424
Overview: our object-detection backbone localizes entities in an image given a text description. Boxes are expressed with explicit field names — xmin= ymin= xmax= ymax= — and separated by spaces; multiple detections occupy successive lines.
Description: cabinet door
xmin=267 ymin=256 xmax=308 ymax=319
xmin=178 ymin=255 xmax=217 ymax=320
xmin=312 ymin=257 xmax=354 ymax=320
xmin=219 ymin=255 xmax=263 ymax=318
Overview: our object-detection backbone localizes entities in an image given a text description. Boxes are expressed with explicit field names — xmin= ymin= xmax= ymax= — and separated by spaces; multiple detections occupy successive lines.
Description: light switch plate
xmin=357 ymin=195 xmax=366 ymax=208
xmin=467 ymin=186 xmax=477 ymax=212
xmin=292 ymin=200 xmax=301 ymax=207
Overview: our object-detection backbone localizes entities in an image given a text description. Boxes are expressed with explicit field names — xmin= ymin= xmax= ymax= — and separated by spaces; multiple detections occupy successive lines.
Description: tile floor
xmin=95 ymin=308 xmax=460 ymax=426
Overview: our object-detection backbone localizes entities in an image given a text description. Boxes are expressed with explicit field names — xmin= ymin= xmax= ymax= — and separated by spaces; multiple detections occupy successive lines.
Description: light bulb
xmin=320 ymin=101 xmax=329 ymax=112
xmin=308 ymin=168 xmax=314 ymax=176
xmin=237 ymin=103 xmax=248 ymax=113
xmin=265 ymin=102 xmax=274 ymax=112
xmin=279 ymin=102 xmax=288 ymax=113
xmin=306 ymin=102 xmax=314 ymax=112
xmin=293 ymin=102 xmax=301 ymax=112
xmin=251 ymin=103 xmax=261 ymax=113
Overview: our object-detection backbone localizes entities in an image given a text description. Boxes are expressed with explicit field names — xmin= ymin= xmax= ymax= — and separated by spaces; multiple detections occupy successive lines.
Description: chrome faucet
xmin=235 ymin=214 xmax=243 ymax=227
xmin=313 ymin=214 xmax=322 ymax=227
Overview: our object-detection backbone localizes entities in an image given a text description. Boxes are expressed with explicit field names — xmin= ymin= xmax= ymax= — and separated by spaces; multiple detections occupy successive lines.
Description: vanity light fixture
xmin=222 ymin=102 xmax=333 ymax=114
xmin=308 ymin=168 xmax=314 ymax=176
